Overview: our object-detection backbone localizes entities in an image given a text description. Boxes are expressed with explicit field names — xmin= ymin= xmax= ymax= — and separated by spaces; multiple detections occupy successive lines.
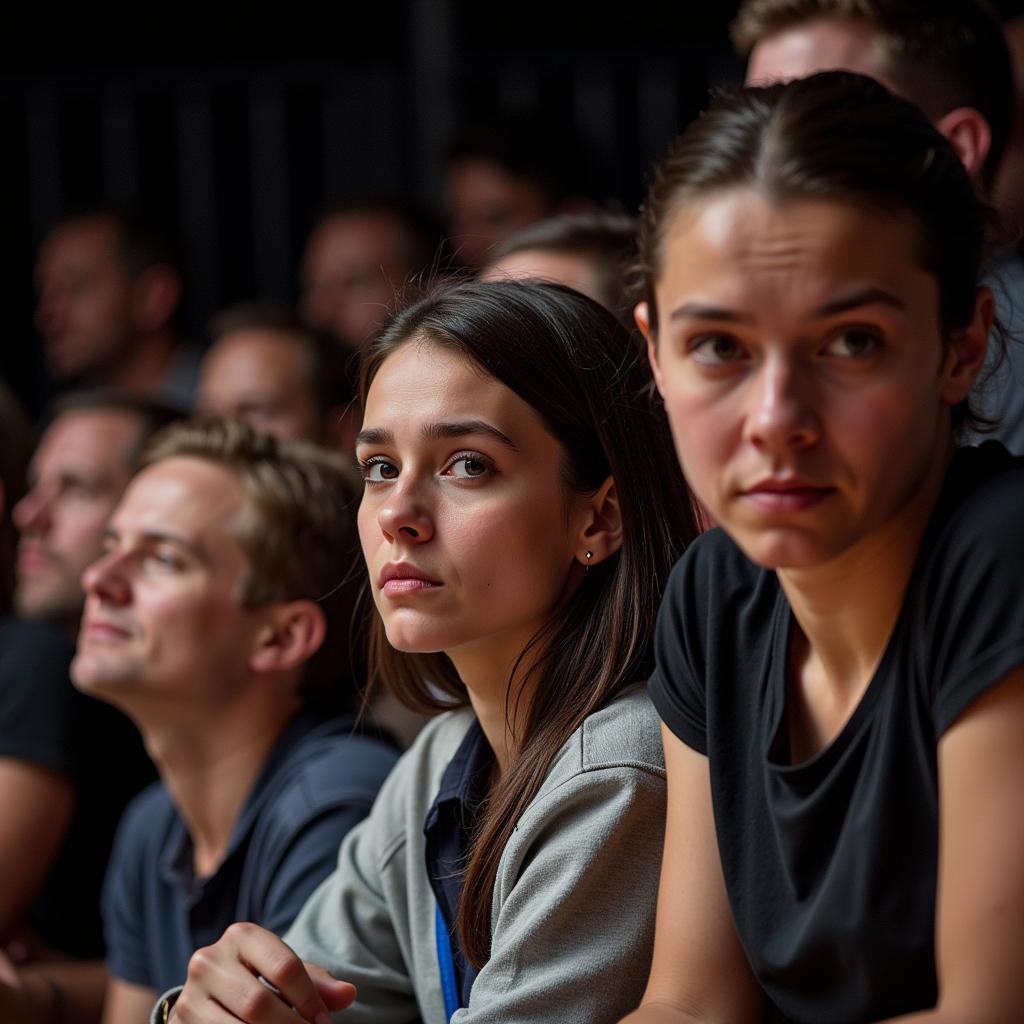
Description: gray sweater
xmin=155 ymin=687 xmax=666 ymax=1024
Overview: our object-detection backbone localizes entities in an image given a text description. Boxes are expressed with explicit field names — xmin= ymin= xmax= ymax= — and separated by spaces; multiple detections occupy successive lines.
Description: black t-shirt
xmin=0 ymin=616 xmax=156 ymax=958
xmin=649 ymin=443 xmax=1024 ymax=1024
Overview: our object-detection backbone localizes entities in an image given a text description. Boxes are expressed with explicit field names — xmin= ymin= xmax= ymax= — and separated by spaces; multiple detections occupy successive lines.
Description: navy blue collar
xmin=160 ymin=712 xmax=354 ymax=892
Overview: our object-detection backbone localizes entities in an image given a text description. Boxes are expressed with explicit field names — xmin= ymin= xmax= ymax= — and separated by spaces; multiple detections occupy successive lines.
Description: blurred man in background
xmin=35 ymin=209 xmax=199 ymax=410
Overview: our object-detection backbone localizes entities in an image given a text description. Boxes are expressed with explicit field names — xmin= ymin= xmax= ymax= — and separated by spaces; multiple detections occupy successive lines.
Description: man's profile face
xmin=198 ymin=328 xmax=324 ymax=443
xmin=746 ymin=16 xmax=892 ymax=88
xmin=35 ymin=217 xmax=136 ymax=380
xmin=300 ymin=213 xmax=410 ymax=350
xmin=13 ymin=408 xmax=142 ymax=629
xmin=72 ymin=456 xmax=262 ymax=706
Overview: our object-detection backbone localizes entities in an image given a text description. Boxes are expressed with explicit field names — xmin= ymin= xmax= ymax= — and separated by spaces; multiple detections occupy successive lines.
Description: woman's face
xmin=356 ymin=338 xmax=588 ymax=671
xmin=642 ymin=189 xmax=988 ymax=570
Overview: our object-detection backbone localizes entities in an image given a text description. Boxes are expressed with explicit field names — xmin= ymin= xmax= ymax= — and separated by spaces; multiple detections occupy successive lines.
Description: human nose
xmin=377 ymin=478 xmax=435 ymax=544
xmin=81 ymin=549 xmax=131 ymax=606
xmin=743 ymin=355 xmax=820 ymax=453
xmin=12 ymin=486 xmax=53 ymax=537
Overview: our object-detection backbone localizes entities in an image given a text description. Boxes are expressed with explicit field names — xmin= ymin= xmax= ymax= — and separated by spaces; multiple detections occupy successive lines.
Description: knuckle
xmin=238 ymin=985 xmax=275 ymax=1020
xmin=188 ymin=945 xmax=215 ymax=979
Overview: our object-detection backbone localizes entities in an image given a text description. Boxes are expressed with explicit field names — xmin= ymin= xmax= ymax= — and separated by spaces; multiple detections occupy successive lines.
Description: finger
xmin=305 ymin=963 xmax=357 ymax=1012
xmin=186 ymin=940 xmax=310 ymax=1024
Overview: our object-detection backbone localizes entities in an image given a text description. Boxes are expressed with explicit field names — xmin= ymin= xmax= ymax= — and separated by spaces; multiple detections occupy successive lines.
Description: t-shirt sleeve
xmin=0 ymin=621 xmax=76 ymax=774
xmin=925 ymin=467 xmax=1024 ymax=735
xmin=648 ymin=546 xmax=710 ymax=754
xmin=102 ymin=793 xmax=155 ymax=987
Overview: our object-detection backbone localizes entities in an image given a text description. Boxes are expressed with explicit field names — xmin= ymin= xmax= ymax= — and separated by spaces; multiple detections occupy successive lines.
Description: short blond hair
xmin=141 ymin=417 xmax=363 ymax=708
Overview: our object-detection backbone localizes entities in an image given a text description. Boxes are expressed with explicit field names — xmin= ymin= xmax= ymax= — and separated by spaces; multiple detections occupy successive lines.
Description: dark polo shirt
xmin=103 ymin=713 xmax=399 ymax=994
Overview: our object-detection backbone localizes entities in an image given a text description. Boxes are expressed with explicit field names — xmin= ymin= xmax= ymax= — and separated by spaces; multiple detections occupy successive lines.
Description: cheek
xmin=659 ymin=380 xmax=737 ymax=507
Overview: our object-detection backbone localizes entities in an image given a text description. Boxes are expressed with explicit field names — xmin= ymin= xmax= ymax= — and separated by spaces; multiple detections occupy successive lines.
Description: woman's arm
xmin=881 ymin=666 xmax=1024 ymax=1024
xmin=621 ymin=726 xmax=762 ymax=1024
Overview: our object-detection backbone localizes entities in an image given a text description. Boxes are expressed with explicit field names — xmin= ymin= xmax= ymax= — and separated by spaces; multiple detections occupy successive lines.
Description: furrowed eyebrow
xmin=421 ymin=420 xmax=520 ymax=452
xmin=355 ymin=427 xmax=394 ymax=448
xmin=668 ymin=288 xmax=906 ymax=324
xmin=812 ymin=287 xmax=907 ymax=317
xmin=356 ymin=421 xmax=520 ymax=453
xmin=668 ymin=302 xmax=749 ymax=324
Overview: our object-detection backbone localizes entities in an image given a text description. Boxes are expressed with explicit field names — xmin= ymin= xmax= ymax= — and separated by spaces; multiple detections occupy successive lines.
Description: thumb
xmin=305 ymin=962 xmax=357 ymax=1013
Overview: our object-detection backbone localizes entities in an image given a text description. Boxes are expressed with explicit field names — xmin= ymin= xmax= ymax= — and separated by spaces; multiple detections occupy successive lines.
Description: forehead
xmin=656 ymin=189 xmax=925 ymax=308
xmin=746 ymin=16 xmax=890 ymax=85
xmin=204 ymin=329 xmax=311 ymax=384
xmin=362 ymin=339 xmax=540 ymax=434
xmin=485 ymin=249 xmax=598 ymax=300
xmin=39 ymin=217 xmax=121 ymax=272
xmin=33 ymin=408 xmax=141 ymax=477
xmin=116 ymin=457 xmax=246 ymax=540
xmin=307 ymin=213 xmax=402 ymax=265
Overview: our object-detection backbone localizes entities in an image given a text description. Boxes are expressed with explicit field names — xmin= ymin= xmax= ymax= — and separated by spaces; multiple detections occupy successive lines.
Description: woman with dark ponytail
xmin=625 ymin=72 xmax=1024 ymax=1024
xmin=164 ymin=280 xmax=696 ymax=1024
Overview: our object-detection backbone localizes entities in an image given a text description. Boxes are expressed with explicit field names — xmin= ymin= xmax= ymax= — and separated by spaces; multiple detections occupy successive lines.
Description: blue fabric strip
xmin=435 ymin=902 xmax=461 ymax=1020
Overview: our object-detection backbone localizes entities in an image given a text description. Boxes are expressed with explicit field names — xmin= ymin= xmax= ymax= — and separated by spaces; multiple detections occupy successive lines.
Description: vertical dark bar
xmin=26 ymin=87 xmax=62 ymax=247
xmin=409 ymin=0 xmax=457 ymax=206
xmin=249 ymin=75 xmax=291 ymax=302
xmin=637 ymin=58 xmax=679 ymax=174
xmin=574 ymin=59 xmax=618 ymax=199
xmin=102 ymin=83 xmax=139 ymax=205
xmin=177 ymin=80 xmax=220 ymax=331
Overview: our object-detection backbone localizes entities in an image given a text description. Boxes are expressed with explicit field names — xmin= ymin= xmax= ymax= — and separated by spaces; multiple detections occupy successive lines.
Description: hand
xmin=0 ymin=948 xmax=59 ymax=1024
xmin=174 ymin=923 xmax=356 ymax=1023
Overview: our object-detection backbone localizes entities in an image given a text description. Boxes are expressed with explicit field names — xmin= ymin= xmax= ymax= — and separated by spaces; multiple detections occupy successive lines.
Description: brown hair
xmin=635 ymin=71 xmax=999 ymax=436
xmin=730 ymin=0 xmax=1013 ymax=190
xmin=141 ymin=417 xmax=364 ymax=712
xmin=359 ymin=280 xmax=696 ymax=967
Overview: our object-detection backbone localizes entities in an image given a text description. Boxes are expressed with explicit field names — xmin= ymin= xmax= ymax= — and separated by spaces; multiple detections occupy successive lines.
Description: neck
xmin=778 ymin=442 xmax=953 ymax=698
xmin=133 ymin=695 xmax=299 ymax=878
xmin=449 ymin=631 xmax=546 ymax=779
xmin=101 ymin=330 xmax=180 ymax=396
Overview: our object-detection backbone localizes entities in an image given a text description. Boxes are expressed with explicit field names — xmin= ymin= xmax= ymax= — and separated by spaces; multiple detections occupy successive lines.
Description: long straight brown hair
xmin=359 ymin=280 xmax=696 ymax=968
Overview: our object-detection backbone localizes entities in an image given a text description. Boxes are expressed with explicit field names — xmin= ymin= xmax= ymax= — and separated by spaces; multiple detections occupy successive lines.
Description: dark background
xmin=2 ymin=1 xmax=745 ymax=414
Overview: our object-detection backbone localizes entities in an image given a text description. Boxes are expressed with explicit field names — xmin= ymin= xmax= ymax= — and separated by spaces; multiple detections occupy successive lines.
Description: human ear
xmin=249 ymin=600 xmax=327 ymax=676
xmin=131 ymin=265 xmax=182 ymax=334
xmin=635 ymin=302 xmax=665 ymax=399
xmin=575 ymin=475 xmax=623 ymax=567
xmin=935 ymin=107 xmax=991 ymax=182
xmin=940 ymin=285 xmax=994 ymax=406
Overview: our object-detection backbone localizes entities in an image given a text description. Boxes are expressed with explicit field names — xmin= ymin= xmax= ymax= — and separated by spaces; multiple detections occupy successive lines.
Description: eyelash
xmin=357 ymin=451 xmax=497 ymax=484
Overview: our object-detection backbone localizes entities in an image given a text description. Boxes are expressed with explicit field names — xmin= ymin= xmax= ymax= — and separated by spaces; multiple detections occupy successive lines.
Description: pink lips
xmin=378 ymin=562 xmax=441 ymax=597
xmin=80 ymin=612 xmax=133 ymax=641
xmin=741 ymin=478 xmax=834 ymax=514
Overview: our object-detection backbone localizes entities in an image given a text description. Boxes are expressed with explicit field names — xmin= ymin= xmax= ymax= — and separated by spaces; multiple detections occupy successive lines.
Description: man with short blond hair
xmin=63 ymin=419 xmax=397 ymax=1024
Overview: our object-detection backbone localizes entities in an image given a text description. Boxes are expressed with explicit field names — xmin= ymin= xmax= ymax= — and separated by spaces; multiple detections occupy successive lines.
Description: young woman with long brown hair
xmin=162 ymin=280 xmax=696 ymax=1024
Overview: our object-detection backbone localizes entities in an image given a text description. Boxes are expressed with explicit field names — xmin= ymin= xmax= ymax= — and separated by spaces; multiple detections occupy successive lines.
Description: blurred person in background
xmin=300 ymin=200 xmax=443 ymax=352
xmin=0 ymin=383 xmax=32 ymax=616
xmin=444 ymin=115 xmax=595 ymax=269
xmin=197 ymin=304 xmax=354 ymax=454
xmin=0 ymin=393 xmax=179 ymax=1020
xmin=35 ymin=208 xmax=199 ymax=410
xmin=481 ymin=211 xmax=638 ymax=325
